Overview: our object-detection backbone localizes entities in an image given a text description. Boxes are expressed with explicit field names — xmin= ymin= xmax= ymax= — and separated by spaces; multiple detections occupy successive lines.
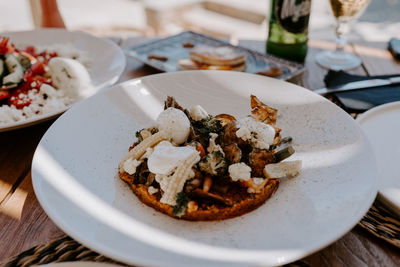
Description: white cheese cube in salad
xmin=189 ymin=105 xmax=208 ymax=121
xmin=228 ymin=162 xmax=252 ymax=182
xmin=236 ymin=116 xmax=275 ymax=150
xmin=247 ymin=177 xmax=266 ymax=193
xmin=264 ymin=160 xmax=302 ymax=178
xmin=122 ymin=158 xmax=142 ymax=175
xmin=148 ymin=186 xmax=159 ymax=195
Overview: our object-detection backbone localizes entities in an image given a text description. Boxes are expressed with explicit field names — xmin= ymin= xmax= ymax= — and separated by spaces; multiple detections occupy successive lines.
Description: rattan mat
xmin=1 ymin=200 xmax=399 ymax=267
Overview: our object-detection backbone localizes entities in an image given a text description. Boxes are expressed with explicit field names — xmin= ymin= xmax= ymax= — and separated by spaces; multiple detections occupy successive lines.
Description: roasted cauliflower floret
xmin=198 ymin=151 xmax=228 ymax=176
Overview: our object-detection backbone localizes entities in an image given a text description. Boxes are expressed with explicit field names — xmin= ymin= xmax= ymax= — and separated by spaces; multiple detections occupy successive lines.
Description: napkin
xmin=324 ymin=70 xmax=400 ymax=113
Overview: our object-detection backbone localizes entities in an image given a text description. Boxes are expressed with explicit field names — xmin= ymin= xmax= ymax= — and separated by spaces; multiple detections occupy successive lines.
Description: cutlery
xmin=314 ymin=76 xmax=400 ymax=95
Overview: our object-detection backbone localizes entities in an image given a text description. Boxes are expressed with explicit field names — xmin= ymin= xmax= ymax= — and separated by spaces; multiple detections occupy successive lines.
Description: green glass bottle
xmin=266 ymin=0 xmax=311 ymax=62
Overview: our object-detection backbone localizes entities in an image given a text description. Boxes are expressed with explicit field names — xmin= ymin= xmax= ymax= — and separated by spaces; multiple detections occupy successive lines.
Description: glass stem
xmin=335 ymin=20 xmax=348 ymax=52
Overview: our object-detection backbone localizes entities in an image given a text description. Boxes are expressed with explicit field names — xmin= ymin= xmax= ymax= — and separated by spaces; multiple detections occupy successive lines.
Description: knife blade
xmin=313 ymin=76 xmax=400 ymax=95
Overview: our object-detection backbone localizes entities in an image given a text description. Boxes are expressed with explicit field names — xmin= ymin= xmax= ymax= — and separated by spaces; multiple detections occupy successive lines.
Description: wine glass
xmin=315 ymin=0 xmax=371 ymax=70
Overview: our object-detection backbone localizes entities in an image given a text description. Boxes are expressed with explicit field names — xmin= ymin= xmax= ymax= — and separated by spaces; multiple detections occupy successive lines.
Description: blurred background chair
xmin=29 ymin=0 xmax=66 ymax=28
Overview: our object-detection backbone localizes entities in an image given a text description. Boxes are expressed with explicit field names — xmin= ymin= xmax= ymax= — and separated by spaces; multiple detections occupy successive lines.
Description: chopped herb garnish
xmin=172 ymin=192 xmax=190 ymax=217
xmin=191 ymin=115 xmax=223 ymax=145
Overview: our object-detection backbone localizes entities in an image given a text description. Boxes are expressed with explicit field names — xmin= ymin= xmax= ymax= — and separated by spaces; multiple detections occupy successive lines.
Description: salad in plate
xmin=0 ymin=36 xmax=94 ymax=124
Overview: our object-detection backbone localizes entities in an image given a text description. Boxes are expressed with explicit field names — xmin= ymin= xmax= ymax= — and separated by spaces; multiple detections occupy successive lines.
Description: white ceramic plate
xmin=0 ymin=29 xmax=126 ymax=132
xmin=32 ymin=71 xmax=377 ymax=267
xmin=357 ymin=101 xmax=400 ymax=217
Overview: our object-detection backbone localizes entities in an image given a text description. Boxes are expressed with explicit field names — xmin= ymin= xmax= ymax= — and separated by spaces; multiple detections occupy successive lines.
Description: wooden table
xmin=1 ymin=36 xmax=400 ymax=266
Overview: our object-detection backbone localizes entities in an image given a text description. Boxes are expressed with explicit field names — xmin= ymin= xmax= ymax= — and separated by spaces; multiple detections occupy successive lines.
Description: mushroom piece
xmin=184 ymin=168 xmax=204 ymax=193
xmin=134 ymin=161 xmax=149 ymax=184
xmin=215 ymin=114 xmax=236 ymax=127
xmin=221 ymin=121 xmax=246 ymax=147
xmin=189 ymin=188 xmax=233 ymax=206
xmin=223 ymin=143 xmax=242 ymax=164
xmin=249 ymin=148 xmax=275 ymax=177
xmin=146 ymin=172 xmax=155 ymax=186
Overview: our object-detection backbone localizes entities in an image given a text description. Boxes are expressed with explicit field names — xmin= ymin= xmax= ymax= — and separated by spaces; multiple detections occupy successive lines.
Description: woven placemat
xmin=359 ymin=201 xmax=400 ymax=248
xmin=0 ymin=235 xmax=309 ymax=267
xmin=0 ymin=236 xmax=126 ymax=267
xmin=1 ymin=199 xmax=399 ymax=267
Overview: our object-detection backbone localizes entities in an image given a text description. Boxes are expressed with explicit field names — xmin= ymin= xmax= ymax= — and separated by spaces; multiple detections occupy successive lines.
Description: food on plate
xmin=147 ymin=54 xmax=168 ymax=61
xmin=48 ymin=57 xmax=93 ymax=100
xmin=0 ymin=36 xmax=94 ymax=124
xmin=182 ymin=42 xmax=195 ymax=48
xmin=118 ymin=95 xmax=301 ymax=221
xmin=256 ymin=66 xmax=283 ymax=78
xmin=178 ymin=46 xmax=246 ymax=72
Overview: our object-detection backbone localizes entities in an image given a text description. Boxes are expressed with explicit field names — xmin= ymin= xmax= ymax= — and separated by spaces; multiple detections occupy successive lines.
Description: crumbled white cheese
xmin=0 ymin=83 xmax=74 ymax=124
xmin=122 ymin=158 xmax=142 ymax=175
xmin=264 ymin=160 xmax=302 ymax=178
xmin=247 ymin=188 xmax=256 ymax=194
xmin=148 ymin=186 xmax=159 ymax=195
xmin=189 ymin=105 xmax=208 ymax=121
xmin=247 ymin=177 xmax=265 ymax=193
xmin=236 ymin=127 xmax=251 ymax=141
xmin=228 ymin=162 xmax=251 ymax=182
xmin=252 ymin=177 xmax=265 ymax=186
xmin=155 ymin=173 xmax=170 ymax=192
xmin=235 ymin=116 xmax=275 ymax=149
xmin=207 ymin=133 xmax=225 ymax=156
xmin=156 ymin=107 xmax=190 ymax=145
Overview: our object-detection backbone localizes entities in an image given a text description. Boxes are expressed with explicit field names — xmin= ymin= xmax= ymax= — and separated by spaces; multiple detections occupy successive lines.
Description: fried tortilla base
xmin=119 ymin=171 xmax=279 ymax=221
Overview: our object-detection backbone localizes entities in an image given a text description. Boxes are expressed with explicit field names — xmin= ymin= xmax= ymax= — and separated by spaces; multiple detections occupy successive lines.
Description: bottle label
xmin=275 ymin=0 xmax=311 ymax=34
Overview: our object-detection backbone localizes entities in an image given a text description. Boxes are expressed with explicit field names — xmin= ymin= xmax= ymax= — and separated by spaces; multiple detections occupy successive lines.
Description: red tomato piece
xmin=0 ymin=90 xmax=10 ymax=101
xmin=33 ymin=75 xmax=52 ymax=86
xmin=24 ymin=45 xmax=36 ymax=56
xmin=31 ymin=62 xmax=46 ymax=75
xmin=0 ymin=37 xmax=13 ymax=54
xmin=49 ymin=51 xmax=58 ymax=58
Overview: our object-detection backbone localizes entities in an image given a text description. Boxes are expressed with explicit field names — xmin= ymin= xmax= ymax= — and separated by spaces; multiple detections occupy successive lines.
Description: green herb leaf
xmin=172 ymin=192 xmax=190 ymax=217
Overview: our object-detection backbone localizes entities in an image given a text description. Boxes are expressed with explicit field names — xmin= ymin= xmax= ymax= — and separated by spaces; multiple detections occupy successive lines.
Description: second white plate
xmin=357 ymin=101 xmax=400 ymax=217
xmin=0 ymin=29 xmax=126 ymax=132
xmin=32 ymin=71 xmax=377 ymax=266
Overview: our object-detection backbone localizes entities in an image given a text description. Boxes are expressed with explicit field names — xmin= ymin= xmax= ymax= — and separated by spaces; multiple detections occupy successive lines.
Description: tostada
xmin=118 ymin=95 xmax=301 ymax=220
